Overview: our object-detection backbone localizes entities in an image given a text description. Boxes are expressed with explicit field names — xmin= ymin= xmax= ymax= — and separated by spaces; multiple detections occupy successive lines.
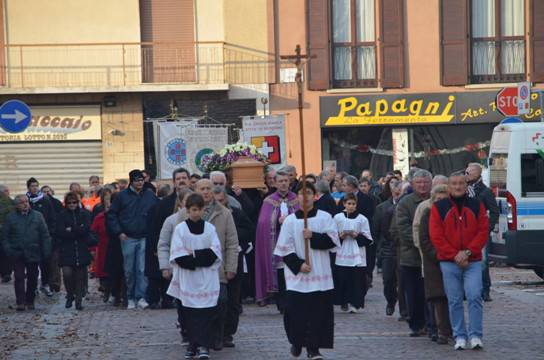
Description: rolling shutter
xmin=531 ymin=0 xmax=544 ymax=82
xmin=380 ymin=0 xmax=405 ymax=88
xmin=0 ymin=142 xmax=103 ymax=195
xmin=440 ymin=0 xmax=469 ymax=86
xmin=306 ymin=0 xmax=331 ymax=90
xmin=140 ymin=0 xmax=196 ymax=83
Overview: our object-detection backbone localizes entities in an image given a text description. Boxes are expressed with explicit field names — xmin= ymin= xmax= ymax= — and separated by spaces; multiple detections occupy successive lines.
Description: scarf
xmin=203 ymin=201 xmax=217 ymax=221
xmin=26 ymin=191 xmax=44 ymax=204
xmin=467 ymin=177 xmax=483 ymax=198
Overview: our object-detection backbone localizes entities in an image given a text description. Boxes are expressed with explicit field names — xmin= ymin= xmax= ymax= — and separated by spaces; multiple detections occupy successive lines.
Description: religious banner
xmin=241 ymin=115 xmax=286 ymax=168
xmin=0 ymin=105 xmax=102 ymax=142
xmin=157 ymin=122 xmax=228 ymax=178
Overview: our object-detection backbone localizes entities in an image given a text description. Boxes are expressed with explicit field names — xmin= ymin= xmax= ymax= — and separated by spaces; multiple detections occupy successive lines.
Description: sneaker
xmin=307 ymin=349 xmax=324 ymax=360
xmin=184 ymin=346 xmax=196 ymax=359
xmin=454 ymin=338 xmax=467 ymax=350
xmin=470 ymin=337 xmax=483 ymax=350
xmin=127 ymin=300 xmax=136 ymax=309
xmin=348 ymin=304 xmax=358 ymax=313
xmin=290 ymin=344 xmax=302 ymax=357
xmin=40 ymin=286 xmax=53 ymax=297
xmin=137 ymin=298 xmax=149 ymax=309
xmin=197 ymin=347 xmax=210 ymax=359
xmin=340 ymin=304 xmax=349 ymax=312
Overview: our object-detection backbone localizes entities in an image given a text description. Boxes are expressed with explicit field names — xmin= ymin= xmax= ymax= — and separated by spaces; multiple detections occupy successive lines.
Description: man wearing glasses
xmin=107 ymin=170 xmax=158 ymax=310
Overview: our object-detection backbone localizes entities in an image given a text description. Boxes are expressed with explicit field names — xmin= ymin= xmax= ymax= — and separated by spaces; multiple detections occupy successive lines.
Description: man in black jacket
xmin=26 ymin=177 xmax=57 ymax=296
xmin=40 ymin=185 xmax=63 ymax=293
xmin=214 ymin=186 xmax=254 ymax=348
xmin=107 ymin=170 xmax=158 ymax=309
xmin=466 ymin=163 xmax=499 ymax=302
xmin=373 ymin=179 xmax=403 ymax=316
xmin=147 ymin=167 xmax=191 ymax=309
xmin=315 ymin=180 xmax=337 ymax=216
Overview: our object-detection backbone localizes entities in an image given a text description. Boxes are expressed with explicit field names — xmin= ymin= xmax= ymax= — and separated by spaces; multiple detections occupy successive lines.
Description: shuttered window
xmin=139 ymin=0 xmax=196 ymax=83
xmin=331 ymin=0 xmax=377 ymax=88
xmin=470 ymin=0 xmax=526 ymax=84
xmin=307 ymin=0 xmax=404 ymax=90
xmin=0 ymin=142 xmax=103 ymax=195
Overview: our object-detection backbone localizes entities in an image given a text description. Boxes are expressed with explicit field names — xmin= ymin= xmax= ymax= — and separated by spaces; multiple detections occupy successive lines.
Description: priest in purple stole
xmin=255 ymin=169 xmax=299 ymax=310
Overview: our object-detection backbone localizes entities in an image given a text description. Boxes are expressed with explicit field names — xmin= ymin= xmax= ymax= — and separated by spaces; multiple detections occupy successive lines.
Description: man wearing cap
xmin=107 ymin=170 xmax=158 ymax=309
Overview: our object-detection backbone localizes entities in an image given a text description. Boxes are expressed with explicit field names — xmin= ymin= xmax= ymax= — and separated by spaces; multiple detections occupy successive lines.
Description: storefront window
xmin=323 ymin=124 xmax=495 ymax=178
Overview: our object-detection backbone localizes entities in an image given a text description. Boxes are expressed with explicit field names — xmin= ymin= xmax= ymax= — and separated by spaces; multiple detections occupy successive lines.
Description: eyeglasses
xmin=66 ymin=201 xmax=78 ymax=205
xmin=133 ymin=178 xmax=145 ymax=182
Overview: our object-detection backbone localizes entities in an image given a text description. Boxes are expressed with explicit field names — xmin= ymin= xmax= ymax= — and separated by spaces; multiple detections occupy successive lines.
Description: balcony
xmin=0 ymin=42 xmax=275 ymax=93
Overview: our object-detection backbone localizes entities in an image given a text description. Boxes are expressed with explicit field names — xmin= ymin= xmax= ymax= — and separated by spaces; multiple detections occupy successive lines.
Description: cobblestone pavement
xmin=1 ymin=267 xmax=543 ymax=360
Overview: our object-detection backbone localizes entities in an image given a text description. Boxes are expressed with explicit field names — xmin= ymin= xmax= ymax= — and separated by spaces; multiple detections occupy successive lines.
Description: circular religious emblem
xmin=195 ymin=148 xmax=214 ymax=172
xmin=166 ymin=138 xmax=187 ymax=166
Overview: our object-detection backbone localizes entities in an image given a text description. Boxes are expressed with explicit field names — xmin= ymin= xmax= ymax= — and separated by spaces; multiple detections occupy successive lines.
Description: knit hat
xmin=129 ymin=169 xmax=144 ymax=183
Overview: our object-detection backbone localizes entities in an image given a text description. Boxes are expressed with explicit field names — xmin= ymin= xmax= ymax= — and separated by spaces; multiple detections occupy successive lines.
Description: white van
xmin=488 ymin=121 xmax=544 ymax=279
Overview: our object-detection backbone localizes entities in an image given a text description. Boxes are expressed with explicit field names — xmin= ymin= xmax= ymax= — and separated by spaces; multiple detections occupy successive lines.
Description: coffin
xmin=230 ymin=156 xmax=265 ymax=189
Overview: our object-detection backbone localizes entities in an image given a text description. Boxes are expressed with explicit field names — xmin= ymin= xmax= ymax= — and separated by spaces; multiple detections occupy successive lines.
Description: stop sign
xmin=496 ymin=87 xmax=519 ymax=116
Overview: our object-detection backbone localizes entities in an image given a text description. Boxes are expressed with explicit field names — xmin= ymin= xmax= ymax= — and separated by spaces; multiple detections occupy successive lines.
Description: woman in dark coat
xmin=104 ymin=192 xmax=127 ymax=307
xmin=57 ymin=191 xmax=93 ymax=310
xmin=419 ymin=184 xmax=452 ymax=344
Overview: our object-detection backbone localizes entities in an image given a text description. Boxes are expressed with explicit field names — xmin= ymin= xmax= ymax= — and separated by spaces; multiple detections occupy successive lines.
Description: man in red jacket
xmin=429 ymin=171 xmax=488 ymax=351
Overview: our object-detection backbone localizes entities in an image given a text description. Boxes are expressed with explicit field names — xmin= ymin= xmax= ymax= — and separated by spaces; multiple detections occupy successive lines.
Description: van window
xmin=490 ymin=153 xmax=508 ymax=190
xmin=521 ymin=154 xmax=544 ymax=197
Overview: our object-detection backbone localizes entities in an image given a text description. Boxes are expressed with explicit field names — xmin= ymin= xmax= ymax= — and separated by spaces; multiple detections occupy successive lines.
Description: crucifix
xmin=280 ymin=44 xmax=314 ymax=265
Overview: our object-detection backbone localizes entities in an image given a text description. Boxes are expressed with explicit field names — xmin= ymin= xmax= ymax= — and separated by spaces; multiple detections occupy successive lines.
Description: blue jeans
xmin=440 ymin=261 xmax=483 ymax=340
xmin=121 ymin=237 xmax=148 ymax=301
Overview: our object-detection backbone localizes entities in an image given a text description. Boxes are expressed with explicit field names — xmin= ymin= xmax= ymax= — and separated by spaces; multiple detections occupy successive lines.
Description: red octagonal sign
xmin=496 ymin=87 xmax=519 ymax=116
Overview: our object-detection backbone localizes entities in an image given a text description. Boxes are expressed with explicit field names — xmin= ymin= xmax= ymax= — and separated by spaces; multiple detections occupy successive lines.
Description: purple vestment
xmin=255 ymin=191 xmax=299 ymax=302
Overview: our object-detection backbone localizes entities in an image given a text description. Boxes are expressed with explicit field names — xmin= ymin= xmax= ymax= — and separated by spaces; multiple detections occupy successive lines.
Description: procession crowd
xmin=0 ymin=161 xmax=498 ymax=359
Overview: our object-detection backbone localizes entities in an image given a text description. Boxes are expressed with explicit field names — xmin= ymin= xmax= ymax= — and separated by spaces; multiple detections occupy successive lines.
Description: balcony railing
xmin=0 ymin=42 xmax=275 ymax=89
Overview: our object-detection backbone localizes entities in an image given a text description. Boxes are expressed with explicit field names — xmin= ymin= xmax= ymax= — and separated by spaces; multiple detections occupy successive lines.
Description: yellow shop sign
xmin=324 ymin=95 xmax=456 ymax=126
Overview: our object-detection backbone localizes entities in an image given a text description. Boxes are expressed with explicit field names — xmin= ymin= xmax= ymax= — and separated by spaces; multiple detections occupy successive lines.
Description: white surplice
xmin=273 ymin=210 xmax=340 ymax=293
xmin=333 ymin=212 xmax=373 ymax=267
xmin=167 ymin=221 xmax=222 ymax=308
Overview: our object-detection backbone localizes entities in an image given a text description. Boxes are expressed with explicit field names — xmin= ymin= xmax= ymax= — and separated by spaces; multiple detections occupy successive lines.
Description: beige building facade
xmin=0 ymin=0 xmax=273 ymax=194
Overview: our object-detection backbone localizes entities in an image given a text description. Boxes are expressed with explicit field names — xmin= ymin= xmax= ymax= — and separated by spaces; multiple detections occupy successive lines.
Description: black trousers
xmin=212 ymin=284 xmax=229 ymax=345
xmin=275 ymin=268 xmax=287 ymax=312
xmin=400 ymin=265 xmax=426 ymax=332
xmin=13 ymin=258 xmax=39 ymax=305
xmin=284 ymin=290 xmax=334 ymax=350
xmin=381 ymin=257 xmax=398 ymax=307
xmin=365 ymin=244 xmax=376 ymax=284
xmin=225 ymin=274 xmax=243 ymax=339
xmin=0 ymin=251 xmax=14 ymax=277
xmin=62 ymin=266 xmax=87 ymax=302
xmin=147 ymin=276 xmax=173 ymax=306
xmin=241 ymin=251 xmax=256 ymax=299
xmin=396 ymin=256 xmax=408 ymax=318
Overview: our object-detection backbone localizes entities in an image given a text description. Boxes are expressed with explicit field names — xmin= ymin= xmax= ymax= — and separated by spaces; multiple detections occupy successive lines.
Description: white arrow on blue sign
xmin=0 ymin=100 xmax=32 ymax=133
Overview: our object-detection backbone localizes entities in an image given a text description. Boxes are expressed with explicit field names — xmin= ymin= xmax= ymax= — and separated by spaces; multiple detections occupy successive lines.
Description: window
xmin=521 ymin=154 xmax=544 ymax=197
xmin=332 ymin=0 xmax=376 ymax=88
xmin=471 ymin=0 xmax=526 ymax=84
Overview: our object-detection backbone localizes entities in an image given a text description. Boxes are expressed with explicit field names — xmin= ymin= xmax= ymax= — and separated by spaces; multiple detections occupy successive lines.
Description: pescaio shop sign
xmin=0 ymin=105 xmax=102 ymax=142
xmin=320 ymin=91 xmax=543 ymax=127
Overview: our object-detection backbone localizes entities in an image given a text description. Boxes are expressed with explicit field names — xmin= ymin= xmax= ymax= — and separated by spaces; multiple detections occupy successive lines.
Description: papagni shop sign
xmin=0 ymin=105 xmax=102 ymax=142
xmin=320 ymin=91 xmax=543 ymax=127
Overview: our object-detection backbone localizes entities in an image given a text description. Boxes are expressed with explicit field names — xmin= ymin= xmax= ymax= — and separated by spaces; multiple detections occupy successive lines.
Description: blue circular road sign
xmin=0 ymin=100 xmax=32 ymax=133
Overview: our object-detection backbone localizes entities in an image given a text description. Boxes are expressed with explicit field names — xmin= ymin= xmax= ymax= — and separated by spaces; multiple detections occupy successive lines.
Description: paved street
xmin=1 ymin=267 xmax=543 ymax=360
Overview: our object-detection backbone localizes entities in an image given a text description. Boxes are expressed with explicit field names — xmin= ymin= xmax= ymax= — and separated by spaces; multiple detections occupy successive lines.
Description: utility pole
xmin=280 ymin=44 xmax=313 ymax=264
